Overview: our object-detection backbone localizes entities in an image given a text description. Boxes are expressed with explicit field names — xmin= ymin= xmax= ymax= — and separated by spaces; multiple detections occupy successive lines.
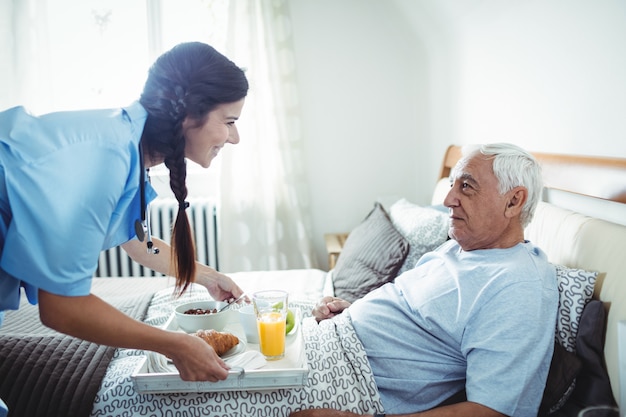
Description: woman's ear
xmin=505 ymin=187 xmax=528 ymax=218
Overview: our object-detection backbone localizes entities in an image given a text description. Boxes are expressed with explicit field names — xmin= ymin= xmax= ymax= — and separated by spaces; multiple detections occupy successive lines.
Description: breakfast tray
xmin=131 ymin=309 xmax=309 ymax=394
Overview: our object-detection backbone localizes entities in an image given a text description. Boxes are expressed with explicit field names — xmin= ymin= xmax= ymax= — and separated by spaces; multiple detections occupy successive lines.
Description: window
xmin=32 ymin=0 xmax=230 ymax=199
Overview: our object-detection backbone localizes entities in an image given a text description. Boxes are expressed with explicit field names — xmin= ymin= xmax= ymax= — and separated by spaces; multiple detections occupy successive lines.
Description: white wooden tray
xmin=131 ymin=309 xmax=309 ymax=393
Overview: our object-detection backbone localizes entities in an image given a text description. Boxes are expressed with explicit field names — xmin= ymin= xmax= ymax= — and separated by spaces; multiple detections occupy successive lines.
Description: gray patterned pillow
xmin=389 ymin=199 xmax=450 ymax=275
xmin=554 ymin=264 xmax=598 ymax=353
xmin=548 ymin=264 xmax=598 ymax=413
xmin=332 ymin=203 xmax=409 ymax=303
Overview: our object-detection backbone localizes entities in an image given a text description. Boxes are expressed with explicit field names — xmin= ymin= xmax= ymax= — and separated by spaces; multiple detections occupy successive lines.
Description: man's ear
xmin=505 ymin=187 xmax=527 ymax=218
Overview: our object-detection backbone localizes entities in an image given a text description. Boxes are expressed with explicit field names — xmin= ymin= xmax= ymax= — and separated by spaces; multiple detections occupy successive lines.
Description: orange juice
xmin=257 ymin=311 xmax=286 ymax=359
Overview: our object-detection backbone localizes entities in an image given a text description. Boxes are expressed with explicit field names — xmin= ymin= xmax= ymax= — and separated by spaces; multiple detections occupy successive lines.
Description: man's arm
xmin=289 ymin=402 xmax=506 ymax=417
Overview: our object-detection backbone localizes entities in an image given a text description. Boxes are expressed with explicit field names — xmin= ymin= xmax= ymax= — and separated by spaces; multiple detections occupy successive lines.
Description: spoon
xmin=217 ymin=293 xmax=247 ymax=313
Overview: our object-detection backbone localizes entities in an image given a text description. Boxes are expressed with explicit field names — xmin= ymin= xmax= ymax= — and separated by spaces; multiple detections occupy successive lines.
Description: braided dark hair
xmin=139 ymin=42 xmax=248 ymax=294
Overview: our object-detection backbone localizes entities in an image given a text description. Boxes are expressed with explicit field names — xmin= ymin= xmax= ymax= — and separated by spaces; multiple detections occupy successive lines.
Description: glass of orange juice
xmin=252 ymin=290 xmax=288 ymax=360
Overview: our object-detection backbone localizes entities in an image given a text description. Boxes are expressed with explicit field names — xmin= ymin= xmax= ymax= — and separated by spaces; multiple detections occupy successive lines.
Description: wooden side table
xmin=324 ymin=233 xmax=349 ymax=270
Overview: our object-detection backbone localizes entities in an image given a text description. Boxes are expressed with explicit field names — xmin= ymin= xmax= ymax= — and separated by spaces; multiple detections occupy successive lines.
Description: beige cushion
xmin=526 ymin=202 xmax=626 ymax=403
xmin=431 ymin=178 xmax=451 ymax=206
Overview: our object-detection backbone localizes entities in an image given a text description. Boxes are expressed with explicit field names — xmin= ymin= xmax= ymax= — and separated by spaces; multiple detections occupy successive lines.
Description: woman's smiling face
xmin=182 ymin=98 xmax=245 ymax=168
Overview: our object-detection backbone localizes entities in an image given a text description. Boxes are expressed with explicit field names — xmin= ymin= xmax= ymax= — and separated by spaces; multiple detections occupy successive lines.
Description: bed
xmin=0 ymin=145 xmax=624 ymax=417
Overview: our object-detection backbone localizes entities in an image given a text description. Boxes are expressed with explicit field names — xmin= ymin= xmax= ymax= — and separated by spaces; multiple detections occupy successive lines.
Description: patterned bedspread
xmin=91 ymin=285 xmax=384 ymax=417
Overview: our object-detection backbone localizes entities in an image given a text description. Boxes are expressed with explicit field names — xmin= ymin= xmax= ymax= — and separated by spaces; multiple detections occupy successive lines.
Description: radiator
xmin=95 ymin=198 xmax=219 ymax=277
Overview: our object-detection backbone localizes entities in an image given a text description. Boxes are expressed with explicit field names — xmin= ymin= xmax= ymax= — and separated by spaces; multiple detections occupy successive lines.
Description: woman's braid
xmin=165 ymin=114 xmax=195 ymax=295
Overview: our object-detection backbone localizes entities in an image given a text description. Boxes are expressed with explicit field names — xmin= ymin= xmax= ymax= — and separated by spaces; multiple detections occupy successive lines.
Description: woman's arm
xmin=121 ymin=238 xmax=245 ymax=301
xmin=121 ymin=237 xmax=174 ymax=276
xmin=38 ymin=289 xmax=229 ymax=381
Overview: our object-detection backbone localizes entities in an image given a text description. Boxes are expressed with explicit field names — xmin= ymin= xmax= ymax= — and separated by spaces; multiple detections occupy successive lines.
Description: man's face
xmin=443 ymin=153 xmax=518 ymax=251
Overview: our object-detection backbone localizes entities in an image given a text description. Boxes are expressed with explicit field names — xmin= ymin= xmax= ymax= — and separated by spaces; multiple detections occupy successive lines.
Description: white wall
xmin=290 ymin=0 xmax=626 ymax=268
xmin=392 ymin=0 xmax=626 ymax=157
xmin=290 ymin=0 xmax=430 ymax=268
xmin=455 ymin=0 xmax=625 ymax=157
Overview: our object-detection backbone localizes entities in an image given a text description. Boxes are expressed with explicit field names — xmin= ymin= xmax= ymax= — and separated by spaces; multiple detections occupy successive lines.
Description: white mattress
xmin=228 ymin=268 xmax=333 ymax=302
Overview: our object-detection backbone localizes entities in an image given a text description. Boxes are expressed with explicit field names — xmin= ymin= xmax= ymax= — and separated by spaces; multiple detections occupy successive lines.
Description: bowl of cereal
xmin=174 ymin=300 xmax=230 ymax=332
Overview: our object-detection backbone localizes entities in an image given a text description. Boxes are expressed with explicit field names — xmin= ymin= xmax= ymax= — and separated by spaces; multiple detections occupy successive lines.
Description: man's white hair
xmin=453 ymin=143 xmax=543 ymax=228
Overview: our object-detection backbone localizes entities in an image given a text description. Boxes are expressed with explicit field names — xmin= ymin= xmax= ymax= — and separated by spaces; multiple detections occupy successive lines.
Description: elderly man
xmin=291 ymin=143 xmax=558 ymax=417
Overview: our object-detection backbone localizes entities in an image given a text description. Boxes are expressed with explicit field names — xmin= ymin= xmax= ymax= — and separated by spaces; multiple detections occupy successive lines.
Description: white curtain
xmin=0 ymin=0 xmax=149 ymax=113
xmin=0 ymin=0 xmax=53 ymax=112
xmin=217 ymin=0 xmax=318 ymax=272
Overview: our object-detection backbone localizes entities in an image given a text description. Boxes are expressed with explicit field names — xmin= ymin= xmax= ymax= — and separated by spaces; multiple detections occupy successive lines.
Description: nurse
xmin=0 ymin=42 xmax=248 ymax=389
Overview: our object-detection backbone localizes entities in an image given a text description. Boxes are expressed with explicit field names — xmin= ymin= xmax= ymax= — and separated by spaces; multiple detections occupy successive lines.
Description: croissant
xmin=194 ymin=329 xmax=239 ymax=356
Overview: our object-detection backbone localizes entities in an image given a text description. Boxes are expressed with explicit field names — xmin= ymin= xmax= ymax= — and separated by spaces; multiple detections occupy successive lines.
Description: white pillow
xmin=389 ymin=199 xmax=450 ymax=275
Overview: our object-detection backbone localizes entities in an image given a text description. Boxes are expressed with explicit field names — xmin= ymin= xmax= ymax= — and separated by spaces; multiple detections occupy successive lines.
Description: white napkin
xmin=146 ymin=350 xmax=266 ymax=374
xmin=146 ymin=351 xmax=177 ymax=374
xmin=224 ymin=350 xmax=266 ymax=369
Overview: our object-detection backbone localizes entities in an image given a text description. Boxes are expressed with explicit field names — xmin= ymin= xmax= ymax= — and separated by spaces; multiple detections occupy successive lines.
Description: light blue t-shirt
xmin=0 ymin=102 xmax=156 ymax=310
xmin=349 ymin=239 xmax=558 ymax=417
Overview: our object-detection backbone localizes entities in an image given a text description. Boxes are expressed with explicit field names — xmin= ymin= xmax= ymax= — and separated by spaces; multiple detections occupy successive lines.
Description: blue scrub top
xmin=0 ymin=102 xmax=157 ymax=311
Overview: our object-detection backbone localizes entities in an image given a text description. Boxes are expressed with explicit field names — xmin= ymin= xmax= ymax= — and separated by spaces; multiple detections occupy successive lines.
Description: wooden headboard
xmin=438 ymin=145 xmax=626 ymax=204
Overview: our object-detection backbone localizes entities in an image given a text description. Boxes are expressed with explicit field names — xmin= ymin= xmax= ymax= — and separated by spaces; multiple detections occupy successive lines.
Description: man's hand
xmin=312 ymin=296 xmax=351 ymax=322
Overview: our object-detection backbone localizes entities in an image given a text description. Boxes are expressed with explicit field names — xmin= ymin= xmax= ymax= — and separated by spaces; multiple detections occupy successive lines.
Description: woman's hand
xmin=312 ymin=296 xmax=351 ymax=322
xmin=38 ymin=290 xmax=230 ymax=382
xmin=165 ymin=331 xmax=230 ymax=382
xmin=123 ymin=238 xmax=246 ymax=303
xmin=195 ymin=264 xmax=246 ymax=303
